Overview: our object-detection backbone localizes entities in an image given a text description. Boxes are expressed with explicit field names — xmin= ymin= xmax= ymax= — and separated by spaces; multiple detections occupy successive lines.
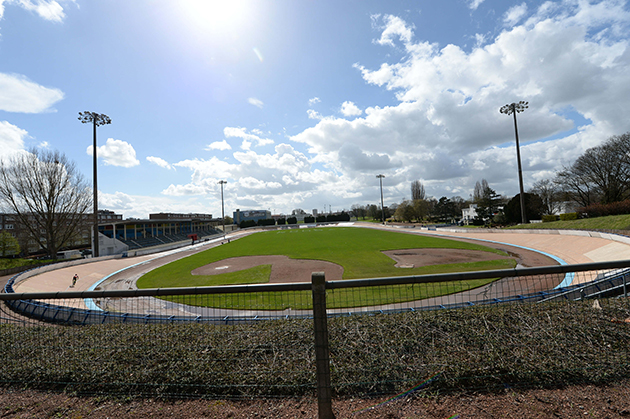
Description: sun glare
xmin=179 ymin=0 xmax=251 ymax=36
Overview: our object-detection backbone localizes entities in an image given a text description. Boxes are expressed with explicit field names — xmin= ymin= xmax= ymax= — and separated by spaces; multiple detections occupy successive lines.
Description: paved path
xmin=8 ymin=225 xmax=630 ymax=312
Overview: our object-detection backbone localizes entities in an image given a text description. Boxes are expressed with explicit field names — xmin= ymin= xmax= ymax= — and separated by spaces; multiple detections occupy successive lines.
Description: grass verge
xmin=510 ymin=213 xmax=630 ymax=231
xmin=1 ymin=299 xmax=628 ymax=398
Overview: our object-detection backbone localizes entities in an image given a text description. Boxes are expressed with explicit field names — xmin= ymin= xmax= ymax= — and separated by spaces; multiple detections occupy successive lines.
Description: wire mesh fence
xmin=1 ymin=261 xmax=629 ymax=400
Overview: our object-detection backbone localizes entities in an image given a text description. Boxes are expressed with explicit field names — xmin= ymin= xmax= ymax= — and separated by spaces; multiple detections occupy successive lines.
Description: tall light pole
xmin=218 ymin=180 xmax=227 ymax=239
xmin=376 ymin=174 xmax=385 ymax=224
xmin=79 ymin=111 xmax=111 ymax=257
xmin=500 ymin=101 xmax=528 ymax=224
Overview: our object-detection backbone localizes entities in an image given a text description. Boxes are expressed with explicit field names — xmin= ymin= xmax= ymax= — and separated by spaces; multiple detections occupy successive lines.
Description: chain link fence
xmin=1 ymin=261 xmax=629 ymax=405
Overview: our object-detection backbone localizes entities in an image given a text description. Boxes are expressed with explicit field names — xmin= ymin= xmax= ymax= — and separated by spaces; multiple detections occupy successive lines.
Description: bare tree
xmin=0 ymin=149 xmax=92 ymax=258
xmin=529 ymin=179 xmax=562 ymax=215
xmin=555 ymin=132 xmax=630 ymax=207
xmin=411 ymin=180 xmax=426 ymax=201
xmin=473 ymin=179 xmax=490 ymax=203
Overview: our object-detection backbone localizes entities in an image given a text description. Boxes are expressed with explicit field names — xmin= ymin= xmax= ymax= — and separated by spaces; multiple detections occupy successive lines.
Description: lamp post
xmin=218 ymin=180 xmax=227 ymax=239
xmin=376 ymin=174 xmax=385 ymax=224
xmin=78 ymin=111 xmax=111 ymax=257
xmin=500 ymin=101 xmax=528 ymax=224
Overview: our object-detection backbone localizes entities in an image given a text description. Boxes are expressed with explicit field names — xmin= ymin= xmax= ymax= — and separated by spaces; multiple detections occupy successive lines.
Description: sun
xmin=179 ymin=0 xmax=252 ymax=37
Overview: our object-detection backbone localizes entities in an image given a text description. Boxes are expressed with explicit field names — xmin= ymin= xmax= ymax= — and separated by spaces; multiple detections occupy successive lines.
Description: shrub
xmin=326 ymin=212 xmax=351 ymax=222
xmin=316 ymin=215 xmax=326 ymax=222
xmin=559 ymin=212 xmax=578 ymax=221
xmin=542 ymin=214 xmax=559 ymax=223
xmin=257 ymin=218 xmax=276 ymax=226
xmin=239 ymin=220 xmax=257 ymax=228
xmin=304 ymin=216 xmax=315 ymax=223
xmin=287 ymin=217 xmax=297 ymax=225
xmin=277 ymin=218 xmax=286 ymax=225
xmin=580 ymin=200 xmax=630 ymax=218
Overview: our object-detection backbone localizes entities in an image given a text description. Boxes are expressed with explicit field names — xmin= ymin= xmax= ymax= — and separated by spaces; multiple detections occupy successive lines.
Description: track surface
xmin=6 ymin=224 xmax=630 ymax=316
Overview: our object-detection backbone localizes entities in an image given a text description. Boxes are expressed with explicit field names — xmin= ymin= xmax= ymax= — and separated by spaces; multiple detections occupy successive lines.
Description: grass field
xmin=137 ymin=227 xmax=515 ymax=309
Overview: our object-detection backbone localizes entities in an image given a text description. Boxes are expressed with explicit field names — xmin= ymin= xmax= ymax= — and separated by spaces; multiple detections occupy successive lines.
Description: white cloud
xmin=87 ymin=138 xmax=140 ymax=168
xmin=288 ymin=2 xmax=630 ymax=207
xmin=340 ymin=101 xmax=363 ymax=117
xmin=224 ymin=126 xmax=274 ymax=147
xmin=248 ymin=97 xmax=264 ymax=108
xmin=372 ymin=14 xmax=415 ymax=47
xmin=504 ymin=3 xmax=528 ymax=27
xmin=0 ymin=0 xmax=67 ymax=22
xmin=308 ymin=97 xmax=321 ymax=106
xmin=307 ymin=109 xmax=322 ymax=120
xmin=0 ymin=73 xmax=64 ymax=113
xmin=206 ymin=140 xmax=232 ymax=151
xmin=38 ymin=140 xmax=49 ymax=148
xmin=146 ymin=156 xmax=174 ymax=170
xmin=468 ymin=0 xmax=485 ymax=11
xmin=0 ymin=120 xmax=27 ymax=158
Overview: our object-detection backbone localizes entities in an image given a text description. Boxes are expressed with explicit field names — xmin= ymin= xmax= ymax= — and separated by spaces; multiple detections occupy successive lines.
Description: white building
xmin=462 ymin=204 xmax=478 ymax=225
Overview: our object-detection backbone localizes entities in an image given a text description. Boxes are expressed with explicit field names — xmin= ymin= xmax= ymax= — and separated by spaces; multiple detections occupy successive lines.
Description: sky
xmin=1 ymin=0 xmax=630 ymax=219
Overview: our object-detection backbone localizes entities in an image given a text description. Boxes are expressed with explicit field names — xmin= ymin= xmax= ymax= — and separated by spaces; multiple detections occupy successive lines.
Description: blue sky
xmin=1 ymin=0 xmax=629 ymax=218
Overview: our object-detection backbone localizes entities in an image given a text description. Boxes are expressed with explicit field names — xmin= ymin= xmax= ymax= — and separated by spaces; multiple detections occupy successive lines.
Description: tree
xmin=351 ymin=204 xmax=367 ymax=220
xmin=0 ymin=149 xmax=92 ymax=258
xmin=367 ymin=204 xmax=379 ymax=220
xmin=394 ymin=200 xmax=415 ymax=222
xmin=504 ymin=193 xmax=545 ymax=223
xmin=0 ymin=231 xmax=20 ymax=257
xmin=555 ymin=132 xmax=630 ymax=207
xmin=529 ymin=179 xmax=561 ymax=215
xmin=433 ymin=196 xmax=458 ymax=222
xmin=473 ymin=180 xmax=502 ymax=223
xmin=411 ymin=180 xmax=425 ymax=201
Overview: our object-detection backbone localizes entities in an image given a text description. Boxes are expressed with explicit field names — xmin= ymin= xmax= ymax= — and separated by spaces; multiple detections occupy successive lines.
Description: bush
xmin=542 ymin=214 xmax=560 ymax=223
xmin=239 ymin=220 xmax=257 ymax=228
xmin=304 ymin=216 xmax=315 ymax=223
xmin=580 ymin=200 xmax=630 ymax=218
xmin=287 ymin=217 xmax=297 ymax=225
xmin=326 ymin=212 xmax=351 ymax=222
xmin=316 ymin=215 xmax=326 ymax=222
xmin=257 ymin=218 xmax=276 ymax=226
xmin=559 ymin=212 xmax=578 ymax=221
xmin=277 ymin=218 xmax=286 ymax=225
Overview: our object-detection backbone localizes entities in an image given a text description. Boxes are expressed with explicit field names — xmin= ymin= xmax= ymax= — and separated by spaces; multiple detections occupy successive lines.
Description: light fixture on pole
xmin=79 ymin=111 xmax=111 ymax=257
xmin=500 ymin=101 xmax=528 ymax=224
xmin=376 ymin=174 xmax=385 ymax=224
xmin=218 ymin=180 xmax=227 ymax=239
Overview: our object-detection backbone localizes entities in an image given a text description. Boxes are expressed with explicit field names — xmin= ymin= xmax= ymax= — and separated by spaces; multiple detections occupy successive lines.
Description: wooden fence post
xmin=312 ymin=272 xmax=335 ymax=419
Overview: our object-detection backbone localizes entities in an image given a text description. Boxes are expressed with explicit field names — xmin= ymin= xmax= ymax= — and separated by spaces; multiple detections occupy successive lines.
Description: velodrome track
xmin=7 ymin=223 xmax=630 ymax=313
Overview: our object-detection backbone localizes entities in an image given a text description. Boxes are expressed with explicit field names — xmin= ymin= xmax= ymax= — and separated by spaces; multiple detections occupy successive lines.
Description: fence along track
xmin=1 ymin=259 xmax=629 ymax=324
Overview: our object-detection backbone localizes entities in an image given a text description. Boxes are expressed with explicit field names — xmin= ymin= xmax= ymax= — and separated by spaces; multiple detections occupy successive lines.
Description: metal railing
xmin=1 ymin=260 xmax=629 ymax=418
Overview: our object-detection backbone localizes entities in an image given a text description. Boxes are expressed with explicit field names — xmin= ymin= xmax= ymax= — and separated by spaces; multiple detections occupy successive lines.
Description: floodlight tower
xmin=376 ymin=174 xmax=385 ymax=224
xmin=218 ymin=180 xmax=227 ymax=239
xmin=500 ymin=101 xmax=528 ymax=224
xmin=78 ymin=111 xmax=111 ymax=257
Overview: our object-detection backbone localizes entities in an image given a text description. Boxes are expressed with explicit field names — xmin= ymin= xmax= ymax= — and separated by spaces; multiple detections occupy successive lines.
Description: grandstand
xmin=97 ymin=212 xmax=223 ymax=251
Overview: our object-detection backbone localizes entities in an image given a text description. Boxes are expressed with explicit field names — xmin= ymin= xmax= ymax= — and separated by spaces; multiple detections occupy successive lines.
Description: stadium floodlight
xmin=500 ymin=101 xmax=528 ymax=224
xmin=78 ymin=111 xmax=111 ymax=257
xmin=218 ymin=180 xmax=227 ymax=238
xmin=376 ymin=174 xmax=385 ymax=224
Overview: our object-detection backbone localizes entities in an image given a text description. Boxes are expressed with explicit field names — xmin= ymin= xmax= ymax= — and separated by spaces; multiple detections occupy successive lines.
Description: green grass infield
xmin=137 ymin=226 xmax=515 ymax=309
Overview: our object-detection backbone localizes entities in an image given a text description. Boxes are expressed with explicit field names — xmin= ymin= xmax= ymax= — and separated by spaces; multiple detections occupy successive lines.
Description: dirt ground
xmin=1 ymin=380 xmax=629 ymax=418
